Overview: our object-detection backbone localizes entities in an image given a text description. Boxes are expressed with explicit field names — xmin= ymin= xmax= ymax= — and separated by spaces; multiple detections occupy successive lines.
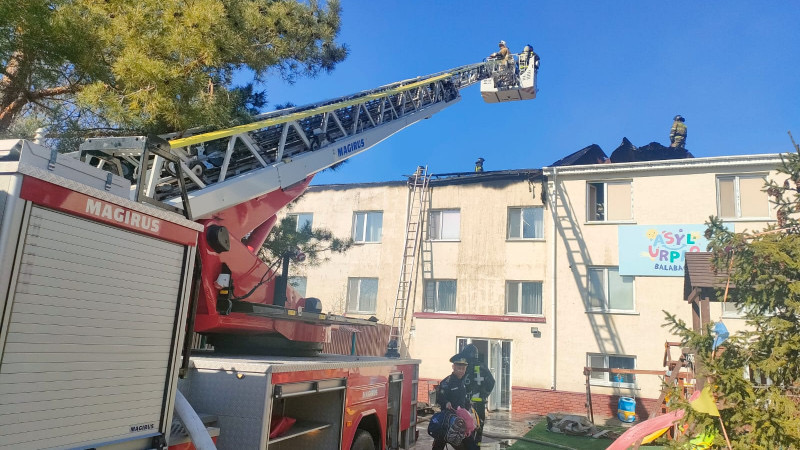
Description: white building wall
xmin=547 ymin=156 xmax=782 ymax=397
xmin=281 ymin=153 xmax=784 ymax=409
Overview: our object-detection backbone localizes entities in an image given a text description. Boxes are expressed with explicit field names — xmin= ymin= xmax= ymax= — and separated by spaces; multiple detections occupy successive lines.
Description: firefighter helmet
xmin=674 ymin=115 xmax=684 ymax=122
xmin=462 ymin=344 xmax=479 ymax=361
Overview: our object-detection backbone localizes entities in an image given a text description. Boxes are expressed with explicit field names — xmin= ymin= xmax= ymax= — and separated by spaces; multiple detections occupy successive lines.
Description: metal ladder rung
xmin=389 ymin=166 xmax=431 ymax=357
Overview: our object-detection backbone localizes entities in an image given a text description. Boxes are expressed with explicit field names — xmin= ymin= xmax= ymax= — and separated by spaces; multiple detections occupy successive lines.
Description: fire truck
xmin=0 ymin=54 xmax=536 ymax=450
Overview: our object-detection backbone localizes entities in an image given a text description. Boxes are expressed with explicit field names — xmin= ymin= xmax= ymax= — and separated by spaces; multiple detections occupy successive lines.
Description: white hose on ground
xmin=174 ymin=390 xmax=217 ymax=450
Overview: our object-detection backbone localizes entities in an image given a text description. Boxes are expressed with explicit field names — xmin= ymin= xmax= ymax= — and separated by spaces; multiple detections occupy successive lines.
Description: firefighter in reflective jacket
xmin=462 ymin=344 xmax=495 ymax=447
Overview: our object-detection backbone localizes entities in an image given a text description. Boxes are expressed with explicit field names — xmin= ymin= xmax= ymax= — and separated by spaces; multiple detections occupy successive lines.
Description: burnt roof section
xmin=684 ymin=252 xmax=732 ymax=301
xmin=610 ymin=138 xmax=694 ymax=163
xmin=551 ymin=144 xmax=608 ymax=166
xmin=308 ymin=168 xmax=543 ymax=192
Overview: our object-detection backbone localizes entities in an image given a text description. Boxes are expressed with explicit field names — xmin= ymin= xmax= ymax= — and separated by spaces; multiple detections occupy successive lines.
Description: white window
xmin=722 ymin=301 xmax=775 ymax=318
xmin=587 ymin=267 xmax=634 ymax=312
xmin=506 ymin=281 xmax=543 ymax=315
xmin=717 ymin=174 xmax=768 ymax=219
xmin=429 ymin=209 xmax=460 ymax=240
xmin=288 ymin=276 xmax=307 ymax=297
xmin=588 ymin=353 xmax=636 ymax=386
xmin=346 ymin=277 xmax=378 ymax=313
xmin=288 ymin=213 xmax=313 ymax=231
xmin=507 ymin=207 xmax=544 ymax=239
xmin=353 ymin=211 xmax=383 ymax=243
xmin=424 ymin=279 xmax=457 ymax=312
xmin=587 ymin=181 xmax=632 ymax=222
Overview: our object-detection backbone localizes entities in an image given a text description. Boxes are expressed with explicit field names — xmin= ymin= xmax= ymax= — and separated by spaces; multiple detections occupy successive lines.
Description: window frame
xmin=288 ymin=213 xmax=313 ymax=231
xmin=505 ymin=281 xmax=544 ymax=316
xmin=428 ymin=209 xmax=461 ymax=241
xmin=586 ymin=180 xmax=633 ymax=223
xmin=352 ymin=211 xmax=384 ymax=243
xmin=507 ymin=206 xmax=545 ymax=240
xmin=346 ymin=277 xmax=379 ymax=314
xmin=716 ymin=174 xmax=770 ymax=220
xmin=587 ymin=353 xmax=637 ymax=387
xmin=423 ymin=279 xmax=458 ymax=313
xmin=586 ymin=266 xmax=635 ymax=313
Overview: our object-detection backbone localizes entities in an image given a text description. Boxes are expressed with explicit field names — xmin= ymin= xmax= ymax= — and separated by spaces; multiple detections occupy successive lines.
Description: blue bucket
xmin=617 ymin=397 xmax=636 ymax=423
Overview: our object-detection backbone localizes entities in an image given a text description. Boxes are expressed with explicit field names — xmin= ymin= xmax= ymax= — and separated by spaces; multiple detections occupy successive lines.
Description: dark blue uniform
xmin=433 ymin=373 xmax=476 ymax=450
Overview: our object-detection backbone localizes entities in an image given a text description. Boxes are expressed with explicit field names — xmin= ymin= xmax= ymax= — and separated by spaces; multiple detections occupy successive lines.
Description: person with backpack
xmin=431 ymin=353 xmax=477 ymax=450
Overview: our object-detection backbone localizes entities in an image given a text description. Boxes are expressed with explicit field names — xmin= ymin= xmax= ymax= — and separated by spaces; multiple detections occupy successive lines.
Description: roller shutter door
xmin=0 ymin=206 xmax=185 ymax=449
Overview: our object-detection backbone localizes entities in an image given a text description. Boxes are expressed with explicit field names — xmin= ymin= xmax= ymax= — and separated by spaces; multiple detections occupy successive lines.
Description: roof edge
xmin=543 ymin=153 xmax=784 ymax=176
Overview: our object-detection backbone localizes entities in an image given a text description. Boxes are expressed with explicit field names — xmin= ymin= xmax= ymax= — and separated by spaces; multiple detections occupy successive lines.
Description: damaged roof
xmin=551 ymin=137 xmax=694 ymax=167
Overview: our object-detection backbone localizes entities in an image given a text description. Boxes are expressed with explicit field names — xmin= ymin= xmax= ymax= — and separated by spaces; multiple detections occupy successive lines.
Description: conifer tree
xmin=260 ymin=215 xmax=352 ymax=268
xmin=0 ymin=0 xmax=347 ymax=137
xmin=665 ymin=135 xmax=800 ymax=449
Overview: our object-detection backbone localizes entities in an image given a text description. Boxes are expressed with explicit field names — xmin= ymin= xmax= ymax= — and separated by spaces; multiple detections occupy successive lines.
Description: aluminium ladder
xmin=389 ymin=166 xmax=431 ymax=357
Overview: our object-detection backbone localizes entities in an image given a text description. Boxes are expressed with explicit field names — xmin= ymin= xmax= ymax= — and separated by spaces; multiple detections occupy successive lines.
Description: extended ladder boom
xmin=81 ymin=61 xmax=498 ymax=220
xmin=75 ymin=55 xmax=537 ymax=345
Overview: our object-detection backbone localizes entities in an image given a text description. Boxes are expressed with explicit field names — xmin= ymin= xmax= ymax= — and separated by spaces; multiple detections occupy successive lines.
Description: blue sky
xmin=254 ymin=1 xmax=800 ymax=184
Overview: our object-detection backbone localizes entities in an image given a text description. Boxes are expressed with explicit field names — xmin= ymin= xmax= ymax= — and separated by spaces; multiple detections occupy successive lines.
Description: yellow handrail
xmin=169 ymin=73 xmax=452 ymax=149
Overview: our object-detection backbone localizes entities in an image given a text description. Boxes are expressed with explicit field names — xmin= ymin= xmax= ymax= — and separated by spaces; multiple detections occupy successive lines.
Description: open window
xmin=587 ymin=181 xmax=632 ymax=222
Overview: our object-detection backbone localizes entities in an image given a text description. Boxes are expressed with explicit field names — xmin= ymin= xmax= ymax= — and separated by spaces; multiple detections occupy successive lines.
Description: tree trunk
xmin=0 ymin=51 xmax=30 ymax=132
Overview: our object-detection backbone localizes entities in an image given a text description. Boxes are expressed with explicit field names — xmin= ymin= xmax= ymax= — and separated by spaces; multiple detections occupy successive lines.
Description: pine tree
xmin=665 ymin=135 xmax=800 ymax=449
xmin=260 ymin=215 xmax=353 ymax=268
xmin=0 ymin=0 xmax=347 ymax=136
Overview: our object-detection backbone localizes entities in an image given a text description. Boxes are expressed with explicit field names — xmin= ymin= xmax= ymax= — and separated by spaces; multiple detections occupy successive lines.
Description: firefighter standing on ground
xmin=462 ymin=344 xmax=495 ymax=448
xmin=670 ymin=115 xmax=687 ymax=148
xmin=433 ymin=354 xmax=475 ymax=450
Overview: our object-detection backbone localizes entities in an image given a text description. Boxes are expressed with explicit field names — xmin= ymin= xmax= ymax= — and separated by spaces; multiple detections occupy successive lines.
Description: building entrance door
xmin=457 ymin=337 xmax=511 ymax=410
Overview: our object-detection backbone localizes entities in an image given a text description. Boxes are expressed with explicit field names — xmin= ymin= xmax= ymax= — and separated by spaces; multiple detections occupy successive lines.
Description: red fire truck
xmin=0 ymin=55 xmax=536 ymax=450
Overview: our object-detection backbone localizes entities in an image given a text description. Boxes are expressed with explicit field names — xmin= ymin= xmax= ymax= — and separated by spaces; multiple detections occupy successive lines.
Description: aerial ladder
xmin=78 ymin=55 xmax=538 ymax=353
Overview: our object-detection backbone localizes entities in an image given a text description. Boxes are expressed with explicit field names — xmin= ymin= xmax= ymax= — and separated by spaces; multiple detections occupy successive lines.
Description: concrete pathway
xmin=414 ymin=411 xmax=542 ymax=449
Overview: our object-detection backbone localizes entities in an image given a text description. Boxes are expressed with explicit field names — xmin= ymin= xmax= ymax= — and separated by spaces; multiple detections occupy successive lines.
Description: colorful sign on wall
xmin=618 ymin=224 xmax=708 ymax=276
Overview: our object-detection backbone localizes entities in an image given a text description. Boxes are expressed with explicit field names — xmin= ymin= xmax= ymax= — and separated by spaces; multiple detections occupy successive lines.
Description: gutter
xmin=543 ymin=153 xmax=783 ymax=177
xmin=549 ymin=166 xmax=558 ymax=390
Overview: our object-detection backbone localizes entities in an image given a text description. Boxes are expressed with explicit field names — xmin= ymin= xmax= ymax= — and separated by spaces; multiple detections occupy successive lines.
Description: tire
xmin=350 ymin=429 xmax=375 ymax=450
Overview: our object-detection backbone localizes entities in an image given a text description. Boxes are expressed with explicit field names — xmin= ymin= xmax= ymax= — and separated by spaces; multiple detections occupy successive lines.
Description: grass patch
xmin=508 ymin=421 xmax=667 ymax=450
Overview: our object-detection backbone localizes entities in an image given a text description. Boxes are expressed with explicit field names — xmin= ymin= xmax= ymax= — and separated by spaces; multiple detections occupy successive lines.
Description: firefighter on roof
xmin=670 ymin=115 xmax=687 ymax=148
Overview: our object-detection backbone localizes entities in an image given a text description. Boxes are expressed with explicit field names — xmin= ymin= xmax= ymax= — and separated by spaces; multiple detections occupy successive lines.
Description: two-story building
xmin=281 ymin=147 xmax=783 ymax=417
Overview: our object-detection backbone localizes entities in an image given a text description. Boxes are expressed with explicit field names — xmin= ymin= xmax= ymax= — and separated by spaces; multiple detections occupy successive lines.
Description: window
xmin=288 ymin=213 xmax=313 ymax=231
xmin=587 ymin=181 xmax=632 ymax=222
xmin=346 ymin=278 xmax=378 ymax=313
xmin=424 ymin=279 xmax=457 ymax=312
xmin=588 ymin=354 xmax=636 ymax=385
xmin=587 ymin=267 xmax=634 ymax=311
xmin=353 ymin=211 xmax=383 ymax=243
xmin=717 ymin=175 xmax=768 ymax=219
xmin=722 ymin=301 xmax=775 ymax=318
xmin=507 ymin=207 xmax=544 ymax=239
xmin=288 ymin=276 xmax=307 ymax=297
xmin=429 ymin=209 xmax=460 ymax=240
xmin=506 ymin=281 xmax=543 ymax=315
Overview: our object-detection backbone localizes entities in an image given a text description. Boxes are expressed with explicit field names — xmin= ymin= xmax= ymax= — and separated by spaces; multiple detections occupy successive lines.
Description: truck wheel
xmin=350 ymin=430 xmax=375 ymax=450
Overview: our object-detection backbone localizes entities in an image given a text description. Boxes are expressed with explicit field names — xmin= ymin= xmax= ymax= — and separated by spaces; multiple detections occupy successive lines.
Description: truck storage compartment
xmin=179 ymin=356 xmax=347 ymax=450
xmin=268 ymin=379 xmax=345 ymax=450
